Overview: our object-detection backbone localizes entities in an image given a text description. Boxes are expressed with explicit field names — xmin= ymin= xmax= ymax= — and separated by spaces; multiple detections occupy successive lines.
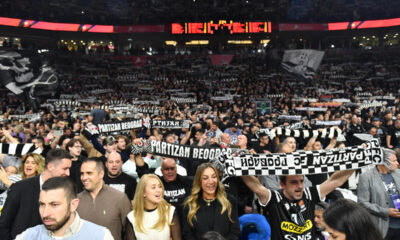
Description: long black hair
xmin=323 ymin=199 xmax=383 ymax=240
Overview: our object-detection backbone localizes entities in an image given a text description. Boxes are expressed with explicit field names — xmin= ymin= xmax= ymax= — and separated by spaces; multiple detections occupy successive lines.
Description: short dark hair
xmin=33 ymin=136 xmax=45 ymax=144
xmin=45 ymin=149 xmax=72 ymax=166
xmin=82 ymin=158 xmax=104 ymax=173
xmin=316 ymin=201 xmax=329 ymax=211
xmin=323 ymin=199 xmax=383 ymax=240
xmin=42 ymin=177 xmax=77 ymax=202
xmin=66 ymin=138 xmax=82 ymax=152
xmin=279 ymin=175 xmax=304 ymax=185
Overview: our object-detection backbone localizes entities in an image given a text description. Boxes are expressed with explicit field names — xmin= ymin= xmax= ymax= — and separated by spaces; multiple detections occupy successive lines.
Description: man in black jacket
xmin=135 ymin=155 xmax=192 ymax=209
xmin=0 ymin=149 xmax=72 ymax=240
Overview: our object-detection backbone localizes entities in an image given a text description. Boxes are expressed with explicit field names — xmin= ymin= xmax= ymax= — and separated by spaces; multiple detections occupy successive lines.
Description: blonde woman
xmin=0 ymin=153 xmax=45 ymax=214
xmin=0 ymin=153 xmax=45 ymax=189
xmin=182 ymin=163 xmax=240 ymax=240
xmin=126 ymin=174 xmax=181 ymax=240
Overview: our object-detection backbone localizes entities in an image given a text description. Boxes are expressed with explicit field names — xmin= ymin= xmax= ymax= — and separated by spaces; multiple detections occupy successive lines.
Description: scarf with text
xmin=212 ymin=139 xmax=383 ymax=178
xmin=130 ymin=139 xmax=242 ymax=162
xmin=255 ymin=126 xmax=342 ymax=140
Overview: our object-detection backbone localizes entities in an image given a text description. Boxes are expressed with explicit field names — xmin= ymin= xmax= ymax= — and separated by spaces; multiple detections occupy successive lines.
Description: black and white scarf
xmin=132 ymin=100 xmax=160 ymax=105
xmin=265 ymin=94 xmax=285 ymax=98
xmin=130 ymin=140 xmax=242 ymax=162
xmin=0 ymin=143 xmax=42 ymax=156
xmin=255 ymin=127 xmax=342 ymax=140
xmin=151 ymin=120 xmax=190 ymax=129
xmin=170 ymin=97 xmax=197 ymax=104
xmin=133 ymin=106 xmax=163 ymax=115
xmin=278 ymin=115 xmax=302 ymax=121
xmin=356 ymin=92 xmax=372 ymax=97
xmin=97 ymin=120 xmax=143 ymax=133
xmin=359 ymin=101 xmax=386 ymax=111
xmin=212 ymin=139 xmax=383 ymax=178
xmin=295 ymin=107 xmax=327 ymax=112
xmin=312 ymin=120 xmax=343 ymax=126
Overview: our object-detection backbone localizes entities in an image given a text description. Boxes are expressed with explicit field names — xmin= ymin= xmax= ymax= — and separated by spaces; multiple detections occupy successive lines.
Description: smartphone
xmin=53 ymin=130 xmax=64 ymax=137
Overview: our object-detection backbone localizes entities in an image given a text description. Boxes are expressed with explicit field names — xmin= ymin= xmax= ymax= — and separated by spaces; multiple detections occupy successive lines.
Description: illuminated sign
xmin=171 ymin=21 xmax=271 ymax=34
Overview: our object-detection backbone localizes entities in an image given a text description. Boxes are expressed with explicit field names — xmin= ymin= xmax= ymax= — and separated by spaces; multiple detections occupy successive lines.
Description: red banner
xmin=209 ymin=55 xmax=234 ymax=66
xmin=132 ymin=56 xmax=147 ymax=67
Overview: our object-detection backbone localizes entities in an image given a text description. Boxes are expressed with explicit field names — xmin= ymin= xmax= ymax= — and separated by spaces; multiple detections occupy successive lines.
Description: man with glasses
xmin=66 ymin=139 xmax=86 ymax=192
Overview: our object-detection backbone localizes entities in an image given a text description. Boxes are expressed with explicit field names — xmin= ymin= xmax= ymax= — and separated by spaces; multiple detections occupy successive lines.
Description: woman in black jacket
xmin=182 ymin=163 xmax=240 ymax=240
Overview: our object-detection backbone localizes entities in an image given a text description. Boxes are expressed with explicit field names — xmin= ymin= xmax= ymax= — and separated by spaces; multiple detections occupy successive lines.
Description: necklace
xmin=203 ymin=198 xmax=216 ymax=206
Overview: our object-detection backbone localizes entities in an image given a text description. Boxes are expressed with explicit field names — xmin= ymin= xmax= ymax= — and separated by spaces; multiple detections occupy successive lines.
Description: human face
xmin=105 ymin=153 xmax=123 ymax=177
xmin=221 ymin=133 xmax=230 ymax=144
xmin=195 ymin=131 xmax=203 ymax=141
xmin=165 ymin=135 xmax=175 ymax=144
xmin=39 ymin=189 xmax=77 ymax=235
xmin=260 ymin=136 xmax=269 ymax=145
xmin=104 ymin=142 xmax=117 ymax=153
xmin=314 ymin=209 xmax=325 ymax=230
xmin=24 ymin=156 xmax=39 ymax=177
xmin=313 ymin=141 xmax=322 ymax=150
xmin=389 ymin=154 xmax=399 ymax=172
xmin=325 ymin=225 xmax=346 ymax=240
xmin=161 ymin=158 xmax=177 ymax=182
xmin=49 ymin=158 xmax=71 ymax=177
xmin=144 ymin=177 xmax=163 ymax=209
xmin=5 ymin=166 xmax=17 ymax=175
xmin=116 ymin=138 xmax=126 ymax=151
xmin=201 ymin=167 xmax=218 ymax=199
xmin=237 ymin=135 xmax=247 ymax=147
xmin=68 ymin=142 xmax=82 ymax=158
xmin=32 ymin=139 xmax=42 ymax=149
xmin=285 ymin=137 xmax=296 ymax=152
xmin=80 ymin=161 xmax=104 ymax=192
xmin=281 ymin=175 xmax=304 ymax=201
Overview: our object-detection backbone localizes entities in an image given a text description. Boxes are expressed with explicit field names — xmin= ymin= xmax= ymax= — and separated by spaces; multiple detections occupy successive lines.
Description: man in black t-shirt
xmin=252 ymin=132 xmax=273 ymax=154
xmin=387 ymin=120 xmax=400 ymax=149
xmin=104 ymin=151 xmax=137 ymax=200
xmin=242 ymin=171 xmax=354 ymax=240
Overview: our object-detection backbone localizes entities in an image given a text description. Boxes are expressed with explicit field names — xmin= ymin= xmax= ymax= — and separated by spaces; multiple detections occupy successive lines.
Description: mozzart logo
xmin=281 ymin=220 xmax=313 ymax=234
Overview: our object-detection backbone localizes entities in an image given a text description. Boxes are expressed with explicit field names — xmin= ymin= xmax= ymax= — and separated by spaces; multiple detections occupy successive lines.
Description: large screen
xmin=172 ymin=21 xmax=271 ymax=34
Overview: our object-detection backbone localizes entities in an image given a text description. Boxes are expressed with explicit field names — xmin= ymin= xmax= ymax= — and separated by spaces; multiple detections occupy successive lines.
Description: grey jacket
xmin=357 ymin=167 xmax=400 ymax=237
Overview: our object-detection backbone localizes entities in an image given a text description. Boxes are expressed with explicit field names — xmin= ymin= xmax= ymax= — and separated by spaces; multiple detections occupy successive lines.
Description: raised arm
xmin=319 ymin=169 xmax=354 ymax=199
xmin=240 ymin=176 xmax=271 ymax=205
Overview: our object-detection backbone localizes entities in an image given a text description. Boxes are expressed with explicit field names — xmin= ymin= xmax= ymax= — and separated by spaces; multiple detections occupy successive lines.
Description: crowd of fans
xmin=0 ymin=44 xmax=399 ymax=239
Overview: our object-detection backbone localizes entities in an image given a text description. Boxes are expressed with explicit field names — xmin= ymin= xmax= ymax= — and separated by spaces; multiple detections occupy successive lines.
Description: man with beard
xmin=242 ymin=167 xmax=354 ymax=240
xmin=104 ymin=151 xmax=137 ymax=200
xmin=0 ymin=149 xmax=72 ymax=240
xmin=115 ymin=135 xmax=129 ymax=162
xmin=15 ymin=177 xmax=113 ymax=239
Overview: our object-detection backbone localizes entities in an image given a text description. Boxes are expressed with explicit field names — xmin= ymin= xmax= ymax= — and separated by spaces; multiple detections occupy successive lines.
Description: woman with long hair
xmin=126 ymin=174 xmax=181 ymax=240
xmin=182 ymin=163 xmax=240 ymax=240
xmin=323 ymin=199 xmax=383 ymax=240
xmin=0 ymin=153 xmax=45 ymax=189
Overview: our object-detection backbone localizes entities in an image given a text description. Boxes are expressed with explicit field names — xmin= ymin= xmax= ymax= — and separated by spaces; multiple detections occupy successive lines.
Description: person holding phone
xmin=357 ymin=148 xmax=400 ymax=240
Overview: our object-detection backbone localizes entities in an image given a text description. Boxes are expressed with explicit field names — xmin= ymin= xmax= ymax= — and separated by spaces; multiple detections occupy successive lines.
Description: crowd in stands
xmin=1 ymin=0 xmax=400 ymax=25
xmin=0 ymin=44 xmax=399 ymax=239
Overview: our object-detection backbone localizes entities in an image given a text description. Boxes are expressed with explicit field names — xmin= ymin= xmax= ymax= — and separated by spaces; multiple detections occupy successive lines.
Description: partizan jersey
xmin=259 ymin=186 xmax=321 ymax=240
